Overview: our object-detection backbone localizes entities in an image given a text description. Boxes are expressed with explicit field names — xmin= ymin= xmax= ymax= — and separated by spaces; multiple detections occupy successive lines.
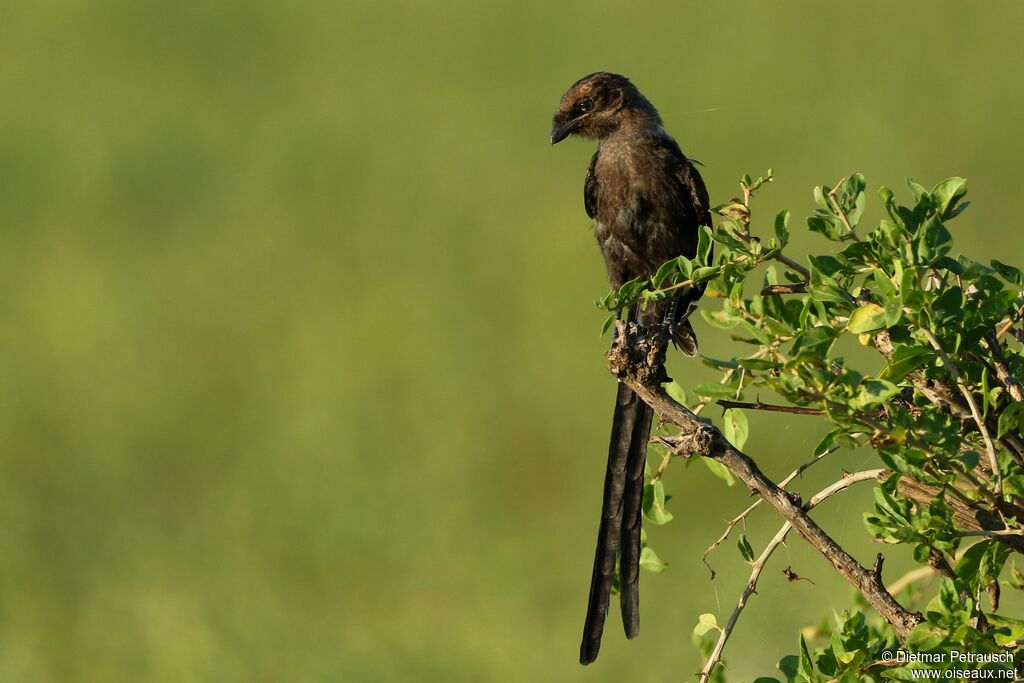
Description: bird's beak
xmin=550 ymin=118 xmax=575 ymax=145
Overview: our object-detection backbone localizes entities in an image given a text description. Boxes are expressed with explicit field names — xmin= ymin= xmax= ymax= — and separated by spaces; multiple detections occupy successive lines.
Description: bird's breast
xmin=591 ymin=137 xmax=692 ymax=284
xmin=594 ymin=151 xmax=667 ymax=237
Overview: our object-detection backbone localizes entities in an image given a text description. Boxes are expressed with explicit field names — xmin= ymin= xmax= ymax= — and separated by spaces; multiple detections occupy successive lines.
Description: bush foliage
xmin=601 ymin=172 xmax=1024 ymax=680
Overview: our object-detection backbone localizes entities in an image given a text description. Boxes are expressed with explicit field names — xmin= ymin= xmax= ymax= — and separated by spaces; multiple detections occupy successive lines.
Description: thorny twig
xmin=716 ymin=399 xmax=824 ymax=416
xmin=697 ymin=469 xmax=885 ymax=683
xmin=701 ymin=445 xmax=839 ymax=577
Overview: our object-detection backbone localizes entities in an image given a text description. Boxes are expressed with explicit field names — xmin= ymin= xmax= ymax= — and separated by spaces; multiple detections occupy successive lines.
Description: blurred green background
xmin=1 ymin=1 xmax=1023 ymax=680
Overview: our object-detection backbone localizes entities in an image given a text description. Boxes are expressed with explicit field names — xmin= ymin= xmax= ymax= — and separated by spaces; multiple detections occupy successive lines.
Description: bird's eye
xmin=575 ymin=98 xmax=594 ymax=114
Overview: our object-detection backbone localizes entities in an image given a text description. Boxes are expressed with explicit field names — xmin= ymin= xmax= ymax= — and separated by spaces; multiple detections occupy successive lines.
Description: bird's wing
xmin=584 ymin=150 xmax=599 ymax=219
xmin=652 ymin=132 xmax=711 ymax=232
xmin=677 ymin=156 xmax=711 ymax=228
xmin=666 ymin=141 xmax=712 ymax=353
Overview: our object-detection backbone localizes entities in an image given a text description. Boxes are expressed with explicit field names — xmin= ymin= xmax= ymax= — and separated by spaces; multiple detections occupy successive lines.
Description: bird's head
xmin=550 ymin=72 xmax=660 ymax=145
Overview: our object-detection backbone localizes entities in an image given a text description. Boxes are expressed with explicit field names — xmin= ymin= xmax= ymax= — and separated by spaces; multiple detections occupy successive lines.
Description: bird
xmin=550 ymin=72 xmax=711 ymax=665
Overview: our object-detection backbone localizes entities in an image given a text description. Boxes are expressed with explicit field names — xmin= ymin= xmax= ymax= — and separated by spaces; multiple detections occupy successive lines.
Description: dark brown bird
xmin=551 ymin=72 xmax=710 ymax=665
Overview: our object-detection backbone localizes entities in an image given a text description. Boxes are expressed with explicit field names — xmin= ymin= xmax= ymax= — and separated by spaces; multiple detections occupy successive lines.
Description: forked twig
xmin=701 ymin=445 xmax=839 ymax=576
xmin=698 ymin=469 xmax=885 ymax=683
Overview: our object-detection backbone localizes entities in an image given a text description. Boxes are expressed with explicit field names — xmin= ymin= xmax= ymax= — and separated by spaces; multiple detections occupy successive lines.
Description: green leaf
xmin=809 ymin=255 xmax=845 ymax=278
xmin=774 ymin=210 xmax=791 ymax=245
xmin=704 ymin=275 xmax=731 ymax=299
xmin=642 ymin=480 xmax=674 ymax=525
xmin=778 ymin=655 xmax=799 ymax=682
xmin=871 ymin=269 xmax=898 ymax=297
xmin=903 ymin=623 xmax=946 ymax=651
xmin=697 ymin=226 xmax=714 ymax=267
xmin=956 ymin=450 xmax=979 ymax=472
xmin=702 ymin=356 xmax=739 ymax=371
xmin=702 ymin=457 xmax=736 ymax=486
xmin=737 ymin=533 xmax=755 ymax=562
xmin=791 ymin=326 xmax=839 ymax=356
xmin=652 ymin=257 xmax=681 ymax=287
xmin=930 ymin=286 xmax=963 ymax=322
xmin=694 ymin=382 xmax=739 ymax=399
xmin=693 ymin=612 xmax=719 ymax=636
xmin=956 ymin=543 xmax=988 ymax=582
xmin=932 ymin=255 xmax=963 ymax=275
xmin=997 ymin=402 xmax=1024 ymax=438
xmin=692 ymin=266 xmax=722 ymax=283
xmin=987 ymin=613 xmax=1024 ymax=647
xmin=883 ymin=294 xmax=903 ymax=327
xmin=701 ymin=306 xmax=743 ymax=329
xmin=991 ymin=259 xmax=1024 ymax=287
xmin=807 ymin=283 xmax=852 ymax=306
xmin=737 ymin=357 xmax=779 ymax=371
xmin=879 ymin=346 xmax=932 ymax=382
xmin=980 ymin=537 xmax=1011 ymax=584
xmin=907 ymin=178 xmax=929 ymax=203
xmin=600 ymin=313 xmax=616 ymax=337
xmin=847 ymin=303 xmax=888 ymax=333
xmin=845 ymin=176 xmax=866 ymax=227
xmin=664 ymin=381 xmax=688 ymax=406
xmin=797 ymin=634 xmax=815 ymax=680
xmin=639 ymin=545 xmax=668 ymax=574
xmin=813 ymin=185 xmax=830 ymax=210
xmin=851 ymin=379 xmax=899 ymax=410
xmin=723 ymin=408 xmax=749 ymax=450
xmin=808 ymin=214 xmax=843 ymax=241
xmin=812 ymin=429 xmax=840 ymax=457
xmin=930 ymin=177 xmax=967 ymax=218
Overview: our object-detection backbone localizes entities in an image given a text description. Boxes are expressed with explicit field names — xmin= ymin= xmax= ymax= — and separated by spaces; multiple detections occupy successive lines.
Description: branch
xmin=886 ymin=566 xmax=935 ymax=597
xmin=926 ymin=548 xmax=958 ymax=583
xmin=895 ymin=476 xmax=1024 ymax=554
xmin=957 ymin=528 xmax=1024 ymax=539
xmin=995 ymin=302 xmax=1024 ymax=341
xmin=608 ymin=321 xmax=923 ymax=639
xmin=760 ymin=283 xmax=807 ymax=296
xmin=726 ymin=180 xmax=809 ymax=281
xmin=698 ymin=469 xmax=885 ymax=683
xmin=650 ymin=368 xmax=736 ymax=485
xmin=827 ymin=178 xmax=860 ymax=241
xmin=983 ymin=330 xmax=1024 ymax=403
xmin=716 ymin=399 xmax=824 ymax=416
xmin=773 ymin=254 xmax=811 ymax=280
xmin=919 ymin=325 xmax=1003 ymax=498
xmin=702 ymin=445 xmax=838 ymax=576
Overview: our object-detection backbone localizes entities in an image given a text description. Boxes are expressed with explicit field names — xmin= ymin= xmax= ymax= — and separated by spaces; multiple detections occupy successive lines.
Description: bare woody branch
xmin=698 ymin=469 xmax=885 ymax=683
xmin=702 ymin=444 xmax=839 ymax=576
xmin=716 ymin=399 xmax=824 ymax=416
xmin=760 ymin=283 xmax=807 ymax=296
xmin=995 ymin=302 xmax=1024 ymax=341
xmin=608 ymin=320 xmax=924 ymax=639
xmin=894 ymin=476 xmax=1024 ymax=554
xmin=983 ymin=330 xmax=1024 ymax=403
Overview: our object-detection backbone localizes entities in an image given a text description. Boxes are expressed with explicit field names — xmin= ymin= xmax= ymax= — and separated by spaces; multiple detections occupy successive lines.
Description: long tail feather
xmin=579 ymin=382 xmax=651 ymax=664
xmin=618 ymin=395 xmax=653 ymax=638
